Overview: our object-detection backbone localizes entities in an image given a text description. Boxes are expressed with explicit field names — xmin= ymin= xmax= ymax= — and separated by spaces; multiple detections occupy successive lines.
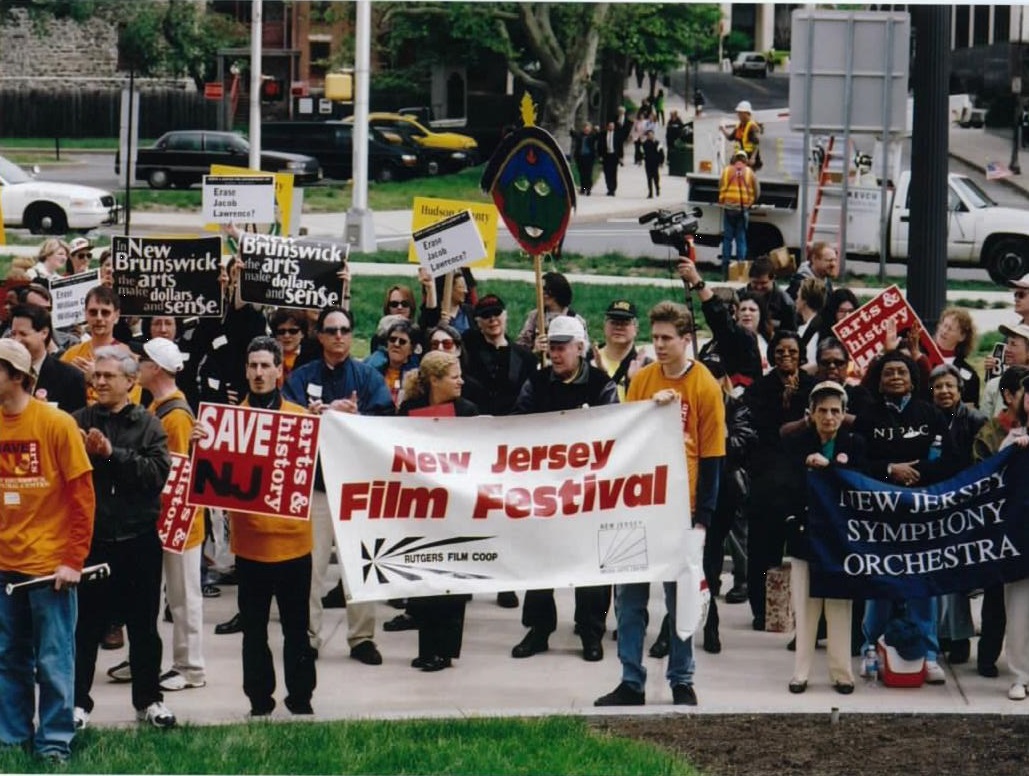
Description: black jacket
xmin=72 ymin=403 xmax=171 ymax=542
xmin=700 ymin=294 xmax=762 ymax=388
xmin=462 ymin=330 xmax=537 ymax=416
xmin=36 ymin=354 xmax=86 ymax=413
xmin=853 ymin=395 xmax=958 ymax=484
xmin=514 ymin=361 xmax=618 ymax=414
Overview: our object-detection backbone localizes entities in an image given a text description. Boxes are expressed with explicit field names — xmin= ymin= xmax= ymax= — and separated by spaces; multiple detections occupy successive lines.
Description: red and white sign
xmin=832 ymin=285 xmax=944 ymax=372
xmin=188 ymin=403 xmax=320 ymax=520
xmin=159 ymin=453 xmax=196 ymax=554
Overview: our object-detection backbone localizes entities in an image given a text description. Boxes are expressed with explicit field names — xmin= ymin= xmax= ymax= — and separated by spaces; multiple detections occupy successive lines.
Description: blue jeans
xmin=614 ymin=581 xmax=695 ymax=692
xmin=862 ymin=597 xmax=939 ymax=662
xmin=722 ymin=209 xmax=749 ymax=264
xmin=0 ymin=571 xmax=77 ymax=759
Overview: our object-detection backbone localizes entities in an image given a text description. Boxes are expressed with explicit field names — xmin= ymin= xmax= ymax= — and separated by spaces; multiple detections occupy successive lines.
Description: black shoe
xmin=249 ymin=699 xmax=275 ymax=717
xmin=703 ymin=625 xmax=722 ymax=655
xmin=672 ymin=684 xmax=698 ymax=706
xmin=787 ymin=636 xmax=796 ymax=652
xmin=581 ymin=638 xmax=603 ymax=662
xmin=284 ymin=697 xmax=313 ymax=715
xmin=420 ymin=655 xmax=452 ymax=672
xmin=724 ymin=584 xmax=748 ymax=604
xmin=496 ymin=591 xmax=519 ymax=608
xmin=201 ymin=584 xmax=221 ymax=599
xmin=834 ymin=682 xmax=855 ymax=695
xmin=350 ymin=641 xmax=383 ymax=666
xmin=978 ymin=663 xmax=1000 ymax=678
xmin=949 ymin=638 xmax=970 ymax=664
xmin=752 ymin=617 xmax=765 ymax=631
xmin=383 ymin=613 xmax=417 ymax=632
xmin=788 ymin=679 xmax=807 ymax=694
xmin=512 ymin=628 xmax=549 ymax=658
xmin=595 ymin=682 xmax=645 ymax=706
xmin=215 ymin=613 xmax=242 ymax=635
xmin=321 ymin=583 xmax=347 ymax=609
xmin=411 ymin=656 xmax=429 ymax=669
xmin=649 ymin=634 xmax=669 ymax=659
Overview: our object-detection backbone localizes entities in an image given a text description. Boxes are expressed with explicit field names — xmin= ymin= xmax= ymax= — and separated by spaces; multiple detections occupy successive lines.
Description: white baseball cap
xmin=547 ymin=315 xmax=586 ymax=344
xmin=143 ymin=337 xmax=184 ymax=374
xmin=735 ymin=100 xmax=753 ymax=113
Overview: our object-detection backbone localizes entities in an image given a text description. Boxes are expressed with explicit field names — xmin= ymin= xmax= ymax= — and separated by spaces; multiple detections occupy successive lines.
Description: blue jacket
xmin=283 ymin=357 xmax=394 ymax=416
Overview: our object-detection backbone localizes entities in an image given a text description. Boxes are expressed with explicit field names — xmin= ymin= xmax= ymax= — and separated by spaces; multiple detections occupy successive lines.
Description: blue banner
xmin=806 ymin=446 xmax=1029 ymax=599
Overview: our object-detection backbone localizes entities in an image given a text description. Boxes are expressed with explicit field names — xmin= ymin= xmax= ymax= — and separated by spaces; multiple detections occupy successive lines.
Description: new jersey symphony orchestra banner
xmin=319 ymin=402 xmax=697 ymax=602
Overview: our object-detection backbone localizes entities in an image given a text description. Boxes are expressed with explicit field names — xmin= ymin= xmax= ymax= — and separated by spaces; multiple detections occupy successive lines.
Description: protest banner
xmin=238 ymin=233 xmax=347 ymax=309
xmin=832 ymin=285 xmax=944 ymax=372
xmin=187 ymin=403 xmax=319 ymax=520
xmin=112 ymin=235 xmax=223 ymax=317
xmin=412 ymin=210 xmax=488 ymax=278
xmin=202 ymin=174 xmax=276 ymax=224
xmin=805 ymin=446 xmax=1029 ymax=599
xmin=319 ymin=402 xmax=696 ymax=602
xmin=159 ymin=453 xmax=197 ymax=554
xmin=407 ymin=197 xmax=498 ymax=268
xmin=207 ymin=165 xmax=297 ymax=235
xmin=48 ymin=270 xmax=100 ymax=328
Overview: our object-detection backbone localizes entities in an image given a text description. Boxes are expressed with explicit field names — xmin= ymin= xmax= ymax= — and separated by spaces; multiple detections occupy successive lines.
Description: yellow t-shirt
xmin=0 ymin=399 xmax=95 ymax=575
xmin=626 ymin=361 xmax=726 ymax=510
xmin=150 ymin=390 xmax=204 ymax=551
xmin=61 ymin=339 xmax=143 ymax=406
xmin=229 ymin=399 xmax=314 ymax=563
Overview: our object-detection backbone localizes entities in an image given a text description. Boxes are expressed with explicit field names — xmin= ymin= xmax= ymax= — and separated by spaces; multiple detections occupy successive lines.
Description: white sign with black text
xmin=412 ymin=210 xmax=488 ymax=278
xmin=202 ymin=175 xmax=276 ymax=224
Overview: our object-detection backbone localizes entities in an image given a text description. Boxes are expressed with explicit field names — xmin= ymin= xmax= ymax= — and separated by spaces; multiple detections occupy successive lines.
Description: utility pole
xmin=249 ymin=1 xmax=262 ymax=170
xmin=1012 ymin=5 xmax=1025 ymax=175
xmin=346 ymin=0 xmax=376 ymax=252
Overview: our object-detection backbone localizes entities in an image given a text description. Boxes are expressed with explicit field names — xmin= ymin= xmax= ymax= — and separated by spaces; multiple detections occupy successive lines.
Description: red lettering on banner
xmin=489 ymin=440 xmax=615 ymax=473
xmin=339 ymin=480 xmax=448 ymax=519
xmin=390 ymin=446 xmax=471 ymax=473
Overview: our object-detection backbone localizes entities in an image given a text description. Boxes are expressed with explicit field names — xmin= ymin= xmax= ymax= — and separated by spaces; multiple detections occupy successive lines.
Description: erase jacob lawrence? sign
xmin=202 ymin=175 xmax=276 ymax=224
xmin=412 ymin=210 xmax=488 ymax=278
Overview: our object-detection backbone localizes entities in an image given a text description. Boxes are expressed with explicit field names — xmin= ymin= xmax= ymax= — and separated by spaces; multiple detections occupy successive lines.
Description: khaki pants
xmin=790 ymin=559 xmax=853 ymax=685
xmin=163 ymin=543 xmax=206 ymax=683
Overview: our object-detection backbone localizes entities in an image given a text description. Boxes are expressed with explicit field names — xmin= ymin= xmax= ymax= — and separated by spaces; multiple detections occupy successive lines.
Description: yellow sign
xmin=408 ymin=197 xmax=499 ymax=268
xmin=206 ymin=165 xmax=296 ymax=235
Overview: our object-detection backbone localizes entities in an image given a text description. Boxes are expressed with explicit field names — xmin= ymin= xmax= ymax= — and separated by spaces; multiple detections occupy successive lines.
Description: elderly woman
xmin=783 ymin=381 xmax=867 ymax=694
xmin=854 ymin=350 xmax=959 ymax=685
xmin=397 ymin=350 xmax=477 ymax=671
xmin=27 ymin=238 xmax=68 ymax=281
xmin=932 ymin=308 xmax=980 ymax=406
xmin=743 ymin=329 xmax=816 ymax=628
xmin=365 ymin=318 xmax=421 ymax=407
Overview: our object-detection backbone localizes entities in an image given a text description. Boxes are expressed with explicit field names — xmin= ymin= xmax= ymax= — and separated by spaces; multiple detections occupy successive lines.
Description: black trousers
xmin=521 ymin=585 xmax=611 ymax=641
xmin=645 ymin=163 xmax=661 ymax=196
xmin=237 ymin=554 xmax=316 ymax=712
xmin=575 ymin=157 xmax=595 ymax=193
xmin=746 ymin=505 xmax=788 ymax=623
xmin=978 ymin=585 xmax=1006 ymax=668
xmin=602 ymin=156 xmax=619 ymax=194
xmin=409 ymin=595 xmax=469 ymax=659
xmin=75 ymin=531 xmax=164 ymax=713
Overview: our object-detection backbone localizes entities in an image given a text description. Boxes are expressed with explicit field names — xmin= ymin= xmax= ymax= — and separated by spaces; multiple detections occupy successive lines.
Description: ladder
xmin=805 ymin=135 xmax=849 ymax=251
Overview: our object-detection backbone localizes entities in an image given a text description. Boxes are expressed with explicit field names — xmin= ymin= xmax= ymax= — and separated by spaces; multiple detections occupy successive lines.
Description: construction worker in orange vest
xmin=718 ymin=149 xmax=761 ymax=278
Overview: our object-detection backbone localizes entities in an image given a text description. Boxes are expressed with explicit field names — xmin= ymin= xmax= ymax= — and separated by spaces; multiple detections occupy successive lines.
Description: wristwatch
xmin=690 ymin=280 xmax=706 ymax=291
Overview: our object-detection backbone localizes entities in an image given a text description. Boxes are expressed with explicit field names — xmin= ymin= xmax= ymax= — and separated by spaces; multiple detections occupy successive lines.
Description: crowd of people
xmin=0 ymin=228 xmax=1026 ymax=763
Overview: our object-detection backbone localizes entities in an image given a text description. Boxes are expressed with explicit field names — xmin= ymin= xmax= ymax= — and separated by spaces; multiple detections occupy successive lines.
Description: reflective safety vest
xmin=719 ymin=162 xmax=757 ymax=208
xmin=730 ymin=120 xmax=760 ymax=155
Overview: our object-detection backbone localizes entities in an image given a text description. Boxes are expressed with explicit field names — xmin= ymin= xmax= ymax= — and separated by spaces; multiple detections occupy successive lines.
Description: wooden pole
xmin=534 ymin=253 xmax=547 ymax=366
xmin=442 ymin=271 xmax=455 ymax=323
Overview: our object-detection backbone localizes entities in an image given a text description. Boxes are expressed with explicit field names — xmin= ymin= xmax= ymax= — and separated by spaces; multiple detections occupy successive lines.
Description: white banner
xmin=49 ymin=269 xmax=100 ymax=328
xmin=319 ymin=402 xmax=694 ymax=602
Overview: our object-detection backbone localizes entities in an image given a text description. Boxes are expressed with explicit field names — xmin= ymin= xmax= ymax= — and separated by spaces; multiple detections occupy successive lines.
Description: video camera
xmin=638 ymin=208 xmax=702 ymax=256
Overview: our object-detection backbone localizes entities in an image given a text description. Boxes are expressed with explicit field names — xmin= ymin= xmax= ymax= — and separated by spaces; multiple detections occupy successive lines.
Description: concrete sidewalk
xmin=948 ymin=126 xmax=1029 ymax=199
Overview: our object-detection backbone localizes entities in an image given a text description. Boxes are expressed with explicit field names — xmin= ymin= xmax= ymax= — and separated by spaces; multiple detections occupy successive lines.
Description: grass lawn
xmin=0 ymin=717 xmax=697 ymax=775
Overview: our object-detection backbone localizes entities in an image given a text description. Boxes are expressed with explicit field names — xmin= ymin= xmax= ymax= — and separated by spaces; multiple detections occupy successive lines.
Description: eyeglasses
xmin=321 ymin=326 xmax=352 ymax=336
xmin=1016 ymin=290 xmax=1029 ymax=299
xmin=388 ymin=336 xmax=410 ymax=346
xmin=431 ymin=338 xmax=456 ymax=351
xmin=819 ymin=359 xmax=847 ymax=368
xmin=276 ymin=327 xmax=301 ymax=336
xmin=72 ymin=252 xmax=90 ymax=259
xmin=388 ymin=300 xmax=411 ymax=309
xmin=477 ymin=311 xmax=502 ymax=320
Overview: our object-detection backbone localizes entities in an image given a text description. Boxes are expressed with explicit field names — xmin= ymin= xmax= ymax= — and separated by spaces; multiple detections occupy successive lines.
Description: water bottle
xmin=927 ymin=434 xmax=943 ymax=462
xmin=863 ymin=645 xmax=879 ymax=685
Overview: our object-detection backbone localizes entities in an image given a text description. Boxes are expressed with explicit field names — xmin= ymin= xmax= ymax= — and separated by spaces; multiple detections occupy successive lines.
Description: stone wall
xmin=1 ymin=7 xmax=120 ymax=84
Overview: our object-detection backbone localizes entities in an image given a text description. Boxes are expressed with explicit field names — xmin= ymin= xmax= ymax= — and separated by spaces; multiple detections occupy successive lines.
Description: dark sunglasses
xmin=431 ymin=339 xmax=456 ymax=351
xmin=276 ymin=327 xmax=301 ymax=336
xmin=1016 ymin=290 xmax=1029 ymax=299
xmin=388 ymin=300 xmax=411 ymax=309
xmin=321 ymin=326 xmax=352 ymax=336
xmin=819 ymin=359 xmax=847 ymax=368
xmin=388 ymin=336 xmax=411 ymax=346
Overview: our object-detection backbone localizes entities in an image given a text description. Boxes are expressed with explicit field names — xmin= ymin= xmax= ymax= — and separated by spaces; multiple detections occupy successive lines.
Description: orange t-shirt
xmin=626 ymin=361 xmax=726 ymax=510
xmin=61 ymin=339 xmax=143 ymax=406
xmin=0 ymin=398 xmax=95 ymax=575
xmin=149 ymin=390 xmax=204 ymax=551
xmin=229 ymin=399 xmax=314 ymax=563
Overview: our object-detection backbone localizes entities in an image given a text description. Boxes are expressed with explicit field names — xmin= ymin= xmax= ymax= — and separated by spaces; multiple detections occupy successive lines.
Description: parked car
xmin=732 ymin=52 xmax=769 ymax=79
xmin=345 ymin=113 xmax=477 ymax=172
xmin=0 ymin=154 xmax=119 ymax=235
xmin=127 ymin=130 xmax=322 ymax=189
xmin=262 ymin=121 xmax=421 ymax=182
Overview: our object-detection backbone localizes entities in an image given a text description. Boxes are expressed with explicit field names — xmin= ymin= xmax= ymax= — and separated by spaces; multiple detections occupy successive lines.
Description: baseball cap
xmin=0 ymin=339 xmax=34 ymax=380
xmin=605 ymin=300 xmax=638 ymax=320
xmin=68 ymin=237 xmax=93 ymax=255
xmin=1011 ymin=273 xmax=1029 ymax=289
xmin=547 ymin=315 xmax=586 ymax=344
xmin=734 ymin=100 xmax=753 ymax=113
xmin=143 ymin=337 xmax=184 ymax=374
xmin=474 ymin=294 xmax=506 ymax=318
xmin=1000 ymin=322 xmax=1029 ymax=342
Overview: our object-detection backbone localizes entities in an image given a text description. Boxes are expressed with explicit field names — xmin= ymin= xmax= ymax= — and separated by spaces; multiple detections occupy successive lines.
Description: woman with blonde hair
xmin=396 ymin=350 xmax=477 ymax=671
xmin=27 ymin=238 xmax=68 ymax=281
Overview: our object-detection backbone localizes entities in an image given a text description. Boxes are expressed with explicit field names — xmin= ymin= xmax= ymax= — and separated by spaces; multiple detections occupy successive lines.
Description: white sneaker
xmin=1008 ymin=683 xmax=1027 ymax=701
xmin=137 ymin=701 xmax=177 ymax=729
xmin=73 ymin=707 xmax=90 ymax=731
xmin=106 ymin=660 xmax=132 ymax=682
xmin=924 ymin=660 xmax=946 ymax=685
xmin=159 ymin=670 xmax=206 ymax=691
